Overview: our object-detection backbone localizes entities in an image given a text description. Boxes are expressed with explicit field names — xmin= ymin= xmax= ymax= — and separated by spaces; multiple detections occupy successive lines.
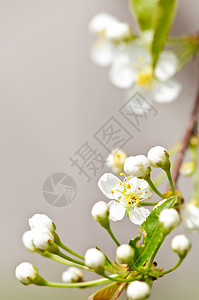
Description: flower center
xmin=116 ymin=181 xmax=141 ymax=206
xmin=136 ymin=67 xmax=153 ymax=89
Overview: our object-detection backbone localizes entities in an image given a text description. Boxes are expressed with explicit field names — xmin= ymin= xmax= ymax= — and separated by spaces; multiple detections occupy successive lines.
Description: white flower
xmin=105 ymin=21 xmax=132 ymax=42
xmin=28 ymin=214 xmax=56 ymax=233
xmin=124 ymin=155 xmax=151 ymax=179
xmin=22 ymin=231 xmax=36 ymax=252
xmin=106 ymin=149 xmax=127 ymax=174
xmin=109 ymin=41 xmax=181 ymax=103
xmin=116 ymin=244 xmax=135 ymax=264
xmin=91 ymin=201 xmax=109 ymax=228
xmin=89 ymin=13 xmax=118 ymax=34
xmin=127 ymin=281 xmax=150 ymax=300
xmin=159 ymin=208 xmax=180 ymax=233
xmin=15 ymin=262 xmax=38 ymax=285
xmin=98 ymin=173 xmax=152 ymax=225
xmin=84 ymin=248 xmax=105 ymax=273
xmin=171 ymin=234 xmax=191 ymax=257
xmin=31 ymin=227 xmax=57 ymax=252
xmin=147 ymin=146 xmax=170 ymax=169
xmin=61 ymin=267 xmax=83 ymax=283
xmin=181 ymin=204 xmax=199 ymax=232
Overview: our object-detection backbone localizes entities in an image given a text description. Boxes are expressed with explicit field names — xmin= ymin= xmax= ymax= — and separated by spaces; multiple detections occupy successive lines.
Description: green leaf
xmin=129 ymin=0 xmax=158 ymax=31
xmin=88 ymin=283 xmax=121 ymax=300
xmin=129 ymin=196 xmax=177 ymax=268
xmin=151 ymin=0 xmax=178 ymax=68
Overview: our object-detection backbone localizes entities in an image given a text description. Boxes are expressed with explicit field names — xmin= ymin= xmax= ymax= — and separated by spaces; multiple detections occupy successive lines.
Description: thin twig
xmin=172 ymin=78 xmax=199 ymax=186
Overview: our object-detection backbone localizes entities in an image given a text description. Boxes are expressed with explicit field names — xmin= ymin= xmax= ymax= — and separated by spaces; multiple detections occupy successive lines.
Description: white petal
xmin=109 ymin=54 xmax=136 ymax=88
xmin=129 ymin=206 xmax=150 ymax=225
xmin=108 ymin=200 xmax=126 ymax=221
xmin=89 ymin=13 xmax=118 ymax=34
xmin=155 ymin=51 xmax=178 ymax=81
xmin=98 ymin=173 xmax=121 ymax=199
xmin=90 ymin=40 xmax=116 ymax=67
xmin=136 ymin=179 xmax=149 ymax=190
xmin=152 ymin=79 xmax=182 ymax=103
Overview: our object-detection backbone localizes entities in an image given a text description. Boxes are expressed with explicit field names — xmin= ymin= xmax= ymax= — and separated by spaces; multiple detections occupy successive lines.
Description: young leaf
xmin=151 ymin=0 xmax=178 ymax=68
xmin=129 ymin=0 xmax=158 ymax=31
xmin=129 ymin=196 xmax=177 ymax=268
xmin=88 ymin=282 xmax=121 ymax=300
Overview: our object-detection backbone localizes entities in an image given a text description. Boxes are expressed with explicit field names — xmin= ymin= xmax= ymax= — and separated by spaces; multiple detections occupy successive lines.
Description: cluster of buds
xmin=22 ymin=214 xmax=58 ymax=253
xmin=124 ymin=146 xmax=171 ymax=179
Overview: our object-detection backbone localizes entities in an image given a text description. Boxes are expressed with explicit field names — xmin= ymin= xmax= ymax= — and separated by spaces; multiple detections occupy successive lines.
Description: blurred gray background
xmin=0 ymin=0 xmax=199 ymax=299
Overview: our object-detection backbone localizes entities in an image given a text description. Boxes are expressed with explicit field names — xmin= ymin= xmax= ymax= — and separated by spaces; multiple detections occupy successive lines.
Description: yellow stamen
xmin=120 ymin=173 xmax=124 ymax=176
xmin=111 ymin=190 xmax=114 ymax=194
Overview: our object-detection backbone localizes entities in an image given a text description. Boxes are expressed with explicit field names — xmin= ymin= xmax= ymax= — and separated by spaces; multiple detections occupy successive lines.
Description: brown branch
xmin=172 ymin=82 xmax=199 ymax=186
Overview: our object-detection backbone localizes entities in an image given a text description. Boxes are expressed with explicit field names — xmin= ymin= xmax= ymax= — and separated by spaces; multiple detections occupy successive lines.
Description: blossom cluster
xmin=89 ymin=13 xmax=182 ymax=104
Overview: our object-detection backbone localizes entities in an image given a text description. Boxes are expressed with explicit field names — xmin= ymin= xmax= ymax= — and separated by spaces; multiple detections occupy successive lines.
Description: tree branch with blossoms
xmin=15 ymin=1 xmax=199 ymax=300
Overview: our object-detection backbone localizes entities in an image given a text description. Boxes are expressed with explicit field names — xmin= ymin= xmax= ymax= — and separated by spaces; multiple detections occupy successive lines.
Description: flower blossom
xmin=109 ymin=41 xmax=182 ymax=103
xmin=98 ymin=173 xmax=152 ymax=225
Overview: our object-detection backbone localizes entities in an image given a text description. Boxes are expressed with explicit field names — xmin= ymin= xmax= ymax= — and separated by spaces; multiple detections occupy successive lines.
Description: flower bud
xmin=126 ymin=281 xmax=150 ymax=300
xmin=22 ymin=230 xmax=36 ymax=252
xmin=91 ymin=201 xmax=110 ymax=228
xmin=124 ymin=155 xmax=151 ymax=179
xmin=159 ymin=208 xmax=180 ymax=234
xmin=15 ymin=262 xmax=39 ymax=285
xmin=147 ymin=146 xmax=170 ymax=169
xmin=84 ymin=248 xmax=105 ymax=274
xmin=88 ymin=13 xmax=118 ymax=34
xmin=106 ymin=149 xmax=127 ymax=174
xmin=171 ymin=234 xmax=191 ymax=257
xmin=180 ymin=161 xmax=196 ymax=177
xmin=31 ymin=228 xmax=58 ymax=253
xmin=105 ymin=22 xmax=132 ymax=42
xmin=61 ymin=267 xmax=83 ymax=283
xmin=28 ymin=214 xmax=56 ymax=233
xmin=116 ymin=244 xmax=135 ymax=265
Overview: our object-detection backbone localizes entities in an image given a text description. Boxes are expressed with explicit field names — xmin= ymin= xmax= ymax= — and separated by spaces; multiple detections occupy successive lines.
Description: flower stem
xmin=106 ymin=225 xmax=120 ymax=247
xmin=165 ymin=168 xmax=176 ymax=195
xmin=146 ymin=178 xmax=166 ymax=199
xmin=57 ymin=250 xmax=85 ymax=266
xmin=152 ymin=257 xmax=184 ymax=278
xmin=41 ymin=252 xmax=92 ymax=272
xmin=172 ymin=81 xmax=199 ymax=186
xmin=56 ymin=240 xmax=84 ymax=260
xmin=43 ymin=277 xmax=112 ymax=288
xmin=102 ymin=273 xmax=142 ymax=283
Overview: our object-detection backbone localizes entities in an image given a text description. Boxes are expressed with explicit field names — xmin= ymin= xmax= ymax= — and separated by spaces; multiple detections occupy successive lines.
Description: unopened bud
xmin=116 ymin=244 xmax=135 ymax=265
xmin=84 ymin=248 xmax=105 ymax=274
xmin=91 ymin=201 xmax=110 ymax=228
xmin=61 ymin=267 xmax=83 ymax=283
xmin=147 ymin=146 xmax=170 ymax=170
xmin=127 ymin=281 xmax=150 ymax=300
xmin=159 ymin=208 xmax=180 ymax=234
xmin=124 ymin=155 xmax=151 ymax=179
xmin=171 ymin=234 xmax=191 ymax=257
